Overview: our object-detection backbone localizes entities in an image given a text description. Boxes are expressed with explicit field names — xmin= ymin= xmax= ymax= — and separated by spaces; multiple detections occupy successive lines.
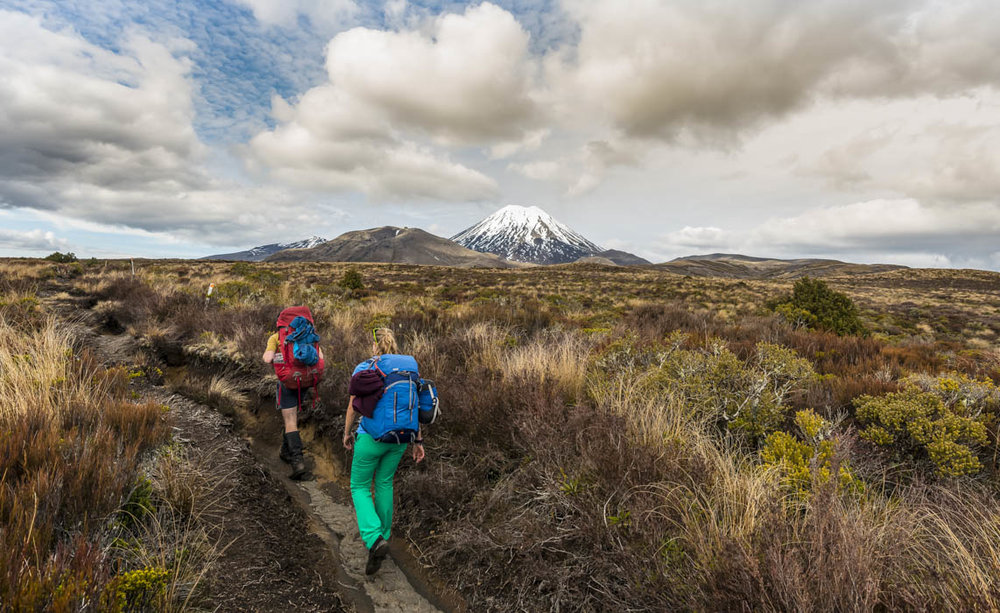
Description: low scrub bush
xmin=0 ymin=316 xmax=171 ymax=608
xmin=760 ymin=410 xmax=862 ymax=498
xmin=640 ymin=335 xmax=815 ymax=441
xmin=772 ymin=277 xmax=866 ymax=336
xmin=43 ymin=251 xmax=77 ymax=263
xmin=855 ymin=386 xmax=989 ymax=477
xmin=0 ymin=286 xmax=216 ymax=610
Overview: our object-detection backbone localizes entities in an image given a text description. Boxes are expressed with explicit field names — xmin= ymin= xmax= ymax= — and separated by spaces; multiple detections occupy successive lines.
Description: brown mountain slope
xmin=267 ymin=227 xmax=522 ymax=268
xmin=656 ymin=254 xmax=906 ymax=279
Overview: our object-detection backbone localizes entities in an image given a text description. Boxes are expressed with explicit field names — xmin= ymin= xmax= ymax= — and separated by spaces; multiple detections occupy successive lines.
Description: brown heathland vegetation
xmin=3 ymin=257 xmax=1000 ymax=611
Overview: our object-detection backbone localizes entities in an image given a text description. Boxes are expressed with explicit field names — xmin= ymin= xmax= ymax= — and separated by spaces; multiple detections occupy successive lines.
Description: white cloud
xmin=509 ymin=160 xmax=561 ymax=181
xmin=0 ymin=228 xmax=69 ymax=253
xmin=490 ymin=129 xmax=550 ymax=160
xmin=325 ymin=3 xmax=539 ymax=144
xmin=248 ymin=3 xmax=544 ymax=200
xmin=665 ymin=226 xmax=734 ymax=250
xmin=795 ymin=94 xmax=1000 ymax=204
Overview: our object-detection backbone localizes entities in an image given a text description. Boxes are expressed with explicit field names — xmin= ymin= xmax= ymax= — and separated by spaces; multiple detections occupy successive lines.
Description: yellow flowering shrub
xmin=761 ymin=412 xmax=862 ymax=497
xmin=100 ymin=566 xmax=170 ymax=612
xmin=855 ymin=386 xmax=988 ymax=477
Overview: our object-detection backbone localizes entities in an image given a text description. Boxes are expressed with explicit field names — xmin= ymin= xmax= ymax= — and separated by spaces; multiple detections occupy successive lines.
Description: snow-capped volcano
xmin=451 ymin=205 xmax=603 ymax=265
xmin=202 ymin=236 xmax=327 ymax=261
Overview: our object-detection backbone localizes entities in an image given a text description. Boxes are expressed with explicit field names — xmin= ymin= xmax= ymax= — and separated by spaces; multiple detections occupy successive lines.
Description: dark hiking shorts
xmin=276 ymin=381 xmax=311 ymax=410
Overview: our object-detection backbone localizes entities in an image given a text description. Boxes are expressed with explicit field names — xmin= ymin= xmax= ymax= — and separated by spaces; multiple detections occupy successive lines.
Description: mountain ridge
xmin=202 ymin=236 xmax=327 ymax=261
xmin=266 ymin=226 xmax=521 ymax=268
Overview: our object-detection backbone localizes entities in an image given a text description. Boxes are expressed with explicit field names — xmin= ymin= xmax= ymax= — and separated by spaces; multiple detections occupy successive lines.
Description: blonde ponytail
xmin=372 ymin=327 xmax=398 ymax=355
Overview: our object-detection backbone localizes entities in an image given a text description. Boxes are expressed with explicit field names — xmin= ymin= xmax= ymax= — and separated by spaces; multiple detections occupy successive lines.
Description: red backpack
xmin=274 ymin=306 xmax=325 ymax=406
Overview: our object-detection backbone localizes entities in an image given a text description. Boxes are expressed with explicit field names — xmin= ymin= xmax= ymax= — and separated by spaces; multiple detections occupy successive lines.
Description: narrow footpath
xmin=45 ymin=287 xmax=454 ymax=613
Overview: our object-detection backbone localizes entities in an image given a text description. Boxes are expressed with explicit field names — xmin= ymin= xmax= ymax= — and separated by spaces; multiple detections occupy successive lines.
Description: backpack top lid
xmin=368 ymin=354 xmax=418 ymax=376
xmin=277 ymin=306 xmax=313 ymax=328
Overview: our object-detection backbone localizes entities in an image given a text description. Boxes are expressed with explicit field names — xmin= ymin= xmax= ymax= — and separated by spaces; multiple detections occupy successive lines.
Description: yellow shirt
xmin=266 ymin=332 xmax=279 ymax=353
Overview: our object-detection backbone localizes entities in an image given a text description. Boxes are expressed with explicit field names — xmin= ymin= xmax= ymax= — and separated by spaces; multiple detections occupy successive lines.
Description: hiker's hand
xmin=343 ymin=431 xmax=353 ymax=450
xmin=412 ymin=443 xmax=425 ymax=463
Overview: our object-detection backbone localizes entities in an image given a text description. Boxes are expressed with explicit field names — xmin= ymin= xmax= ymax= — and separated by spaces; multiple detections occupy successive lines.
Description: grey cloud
xmin=0 ymin=12 xmax=340 ymax=246
xmin=800 ymin=112 xmax=1000 ymax=205
xmin=661 ymin=200 xmax=1000 ymax=265
xmin=559 ymin=0 xmax=1000 ymax=142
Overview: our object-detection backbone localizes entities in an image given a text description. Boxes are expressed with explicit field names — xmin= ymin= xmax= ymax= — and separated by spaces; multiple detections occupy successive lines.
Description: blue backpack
xmin=361 ymin=354 xmax=422 ymax=443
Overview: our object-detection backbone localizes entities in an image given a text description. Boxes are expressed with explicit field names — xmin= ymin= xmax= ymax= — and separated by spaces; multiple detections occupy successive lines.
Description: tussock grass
xmin=0 ymin=286 xmax=219 ymax=610
xmin=29 ymin=258 xmax=1000 ymax=611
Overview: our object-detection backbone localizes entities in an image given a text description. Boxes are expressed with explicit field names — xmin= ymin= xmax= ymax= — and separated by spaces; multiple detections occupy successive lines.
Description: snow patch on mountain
xmin=202 ymin=236 xmax=327 ymax=261
xmin=451 ymin=205 xmax=603 ymax=265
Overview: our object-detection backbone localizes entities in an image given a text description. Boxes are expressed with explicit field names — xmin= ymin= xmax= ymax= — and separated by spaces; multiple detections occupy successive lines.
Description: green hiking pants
xmin=350 ymin=433 xmax=408 ymax=549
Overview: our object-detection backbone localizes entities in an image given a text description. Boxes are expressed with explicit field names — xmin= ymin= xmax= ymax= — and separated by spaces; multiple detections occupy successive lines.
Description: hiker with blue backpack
xmin=263 ymin=306 xmax=325 ymax=480
xmin=344 ymin=327 xmax=439 ymax=575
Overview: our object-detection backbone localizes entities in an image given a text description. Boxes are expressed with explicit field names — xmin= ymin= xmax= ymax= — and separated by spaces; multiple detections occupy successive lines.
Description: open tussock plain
xmin=3 ymin=257 xmax=1000 ymax=611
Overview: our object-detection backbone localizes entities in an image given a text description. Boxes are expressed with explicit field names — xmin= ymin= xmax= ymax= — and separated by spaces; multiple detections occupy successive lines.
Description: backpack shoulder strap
xmin=368 ymin=356 xmax=386 ymax=377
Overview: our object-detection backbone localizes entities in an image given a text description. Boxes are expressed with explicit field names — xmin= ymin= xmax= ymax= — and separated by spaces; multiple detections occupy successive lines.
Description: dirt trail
xmin=43 ymin=288 xmax=453 ymax=613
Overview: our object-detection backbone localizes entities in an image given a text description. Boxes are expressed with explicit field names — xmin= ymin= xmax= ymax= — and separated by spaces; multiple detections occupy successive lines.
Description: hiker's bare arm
xmin=319 ymin=347 xmax=325 ymax=360
xmin=413 ymin=427 xmax=425 ymax=462
xmin=262 ymin=349 xmax=275 ymax=363
xmin=343 ymin=397 xmax=356 ymax=449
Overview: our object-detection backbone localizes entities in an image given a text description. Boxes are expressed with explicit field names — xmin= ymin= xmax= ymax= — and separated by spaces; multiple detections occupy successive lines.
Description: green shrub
xmin=772 ymin=277 xmax=865 ymax=336
xmin=231 ymin=261 xmax=282 ymax=287
xmin=648 ymin=337 xmax=815 ymax=441
xmin=339 ymin=268 xmax=364 ymax=291
xmin=855 ymin=386 xmax=988 ymax=477
xmin=43 ymin=251 xmax=77 ymax=263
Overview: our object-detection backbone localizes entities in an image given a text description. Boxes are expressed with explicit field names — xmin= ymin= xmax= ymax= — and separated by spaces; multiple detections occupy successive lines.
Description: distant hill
xmin=595 ymin=249 xmax=651 ymax=266
xmin=266 ymin=227 xmax=521 ymax=268
xmin=657 ymin=253 xmax=907 ymax=279
xmin=202 ymin=236 xmax=326 ymax=261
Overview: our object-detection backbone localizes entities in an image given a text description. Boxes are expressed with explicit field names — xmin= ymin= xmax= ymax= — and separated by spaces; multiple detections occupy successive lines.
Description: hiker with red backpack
xmin=263 ymin=306 xmax=325 ymax=480
xmin=344 ymin=327 xmax=439 ymax=575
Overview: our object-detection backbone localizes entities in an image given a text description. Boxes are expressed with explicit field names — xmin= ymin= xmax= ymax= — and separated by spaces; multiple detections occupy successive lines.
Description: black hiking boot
xmin=279 ymin=431 xmax=292 ymax=463
xmin=284 ymin=431 xmax=310 ymax=480
xmin=365 ymin=536 xmax=389 ymax=576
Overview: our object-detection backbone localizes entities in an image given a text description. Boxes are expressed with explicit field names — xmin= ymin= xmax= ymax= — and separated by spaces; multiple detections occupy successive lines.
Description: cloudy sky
xmin=2 ymin=0 xmax=1000 ymax=268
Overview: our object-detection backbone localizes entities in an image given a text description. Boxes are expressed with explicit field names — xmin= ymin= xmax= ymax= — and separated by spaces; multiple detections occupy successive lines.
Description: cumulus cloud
xmin=327 ymin=3 xmax=538 ymax=143
xmin=665 ymin=226 xmax=735 ymax=250
xmin=0 ymin=10 xmax=344 ymax=245
xmin=552 ymin=0 xmax=1000 ymax=143
xmin=248 ymin=3 xmax=544 ymax=199
xmin=0 ymin=228 xmax=69 ymax=253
